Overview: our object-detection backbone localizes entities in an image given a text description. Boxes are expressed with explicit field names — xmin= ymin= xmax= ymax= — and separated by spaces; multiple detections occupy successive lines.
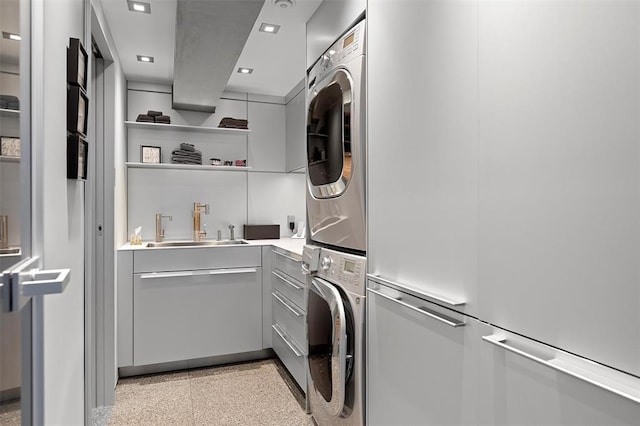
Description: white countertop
xmin=119 ymin=237 xmax=305 ymax=257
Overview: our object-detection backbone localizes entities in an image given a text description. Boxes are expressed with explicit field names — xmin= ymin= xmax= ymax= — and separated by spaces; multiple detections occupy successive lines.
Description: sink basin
xmin=146 ymin=240 xmax=249 ymax=248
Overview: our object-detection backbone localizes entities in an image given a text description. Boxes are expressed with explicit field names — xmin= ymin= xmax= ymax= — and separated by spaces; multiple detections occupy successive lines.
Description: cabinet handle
xmin=272 ymin=292 xmax=303 ymax=317
xmin=140 ymin=271 xmax=195 ymax=279
xmin=367 ymin=274 xmax=465 ymax=307
xmin=274 ymin=250 xmax=301 ymax=263
xmin=208 ymin=268 xmax=257 ymax=276
xmin=482 ymin=334 xmax=640 ymax=405
xmin=367 ymin=288 xmax=465 ymax=328
xmin=272 ymin=271 xmax=302 ymax=290
xmin=272 ymin=324 xmax=303 ymax=357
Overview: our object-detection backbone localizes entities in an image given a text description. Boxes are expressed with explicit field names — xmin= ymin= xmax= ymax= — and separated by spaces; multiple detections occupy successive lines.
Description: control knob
xmin=320 ymin=256 xmax=332 ymax=271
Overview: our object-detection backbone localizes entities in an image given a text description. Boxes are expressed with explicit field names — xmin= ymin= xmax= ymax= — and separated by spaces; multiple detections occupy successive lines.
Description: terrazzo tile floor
xmin=109 ymin=359 xmax=314 ymax=426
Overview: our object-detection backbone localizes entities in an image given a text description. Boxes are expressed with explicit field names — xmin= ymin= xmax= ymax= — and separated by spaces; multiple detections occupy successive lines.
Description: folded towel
xmin=218 ymin=117 xmax=248 ymax=129
xmin=147 ymin=110 xmax=162 ymax=117
xmin=178 ymin=143 xmax=195 ymax=152
xmin=155 ymin=115 xmax=171 ymax=124
xmin=136 ymin=114 xmax=154 ymax=122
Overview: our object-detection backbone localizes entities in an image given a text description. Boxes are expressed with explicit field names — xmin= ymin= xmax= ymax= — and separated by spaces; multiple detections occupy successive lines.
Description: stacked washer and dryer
xmin=302 ymin=17 xmax=367 ymax=426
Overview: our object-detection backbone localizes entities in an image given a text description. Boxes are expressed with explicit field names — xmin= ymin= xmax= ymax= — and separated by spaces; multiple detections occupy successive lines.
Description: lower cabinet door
xmin=133 ymin=267 xmax=262 ymax=366
xmin=272 ymin=324 xmax=306 ymax=389
xmin=367 ymin=281 xmax=479 ymax=426
xmin=479 ymin=323 xmax=640 ymax=426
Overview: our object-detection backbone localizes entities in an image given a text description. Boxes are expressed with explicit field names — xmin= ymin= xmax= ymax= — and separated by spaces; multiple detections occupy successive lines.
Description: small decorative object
xmin=235 ymin=159 xmax=247 ymax=167
xmin=210 ymin=158 xmax=223 ymax=166
xmin=0 ymin=137 xmax=20 ymax=157
xmin=67 ymin=38 xmax=88 ymax=90
xmin=67 ymin=85 xmax=88 ymax=136
xmin=141 ymin=145 xmax=162 ymax=163
xmin=223 ymin=160 xmax=233 ymax=166
xmin=67 ymin=134 xmax=88 ymax=180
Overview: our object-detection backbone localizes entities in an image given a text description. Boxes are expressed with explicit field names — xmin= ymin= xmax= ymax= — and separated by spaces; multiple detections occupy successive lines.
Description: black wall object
xmin=67 ymin=134 xmax=88 ymax=180
xmin=67 ymin=37 xmax=88 ymax=90
xmin=67 ymin=37 xmax=89 ymax=180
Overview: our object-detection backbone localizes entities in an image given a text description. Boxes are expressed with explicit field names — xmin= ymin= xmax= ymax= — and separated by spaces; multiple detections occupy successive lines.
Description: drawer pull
xmin=367 ymin=274 xmax=465 ymax=307
xmin=273 ymin=324 xmax=303 ymax=357
xmin=482 ymin=334 xmax=640 ymax=405
xmin=368 ymin=288 xmax=465 ymax=328
xmin=274 ymin=250 xmax=301 ymax=263
xmin=272 ymin=292 xmax=303 ymax=317
xmin=272 ymin=271 xmax=302 ymax=290
xmin=140 ymin=271 xmax=195 ymax=279
xmin=208 ymin=268 xmax=257 ymax=276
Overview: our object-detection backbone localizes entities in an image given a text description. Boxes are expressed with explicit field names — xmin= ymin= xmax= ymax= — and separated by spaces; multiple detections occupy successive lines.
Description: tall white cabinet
xmin=367 ymin=1 xmax=640 ymax=424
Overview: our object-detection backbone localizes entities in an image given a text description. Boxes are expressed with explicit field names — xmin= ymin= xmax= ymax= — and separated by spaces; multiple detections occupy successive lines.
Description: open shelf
xmin=0 ymin=108 xmax=20 ymax=118
xmin=125 ymin=121 xmax=250 ymax=134
xmin=125 ymin=162 xmax=251 ymax=172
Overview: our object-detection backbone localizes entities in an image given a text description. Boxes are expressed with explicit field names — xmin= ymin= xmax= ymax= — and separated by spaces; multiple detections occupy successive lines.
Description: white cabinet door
xmin=478 ymin=323 xmax=640 ymax=425
xmin=367 ymin=280 xmax=479 ymax=426
xmin=478 ymin=1 xmax=640 ymax=376
xmin=285 ymin=88 xmax=305 ymax=172
xmin=248 ymin=102 xmax=286 ymax=172
xmin=133 ymin=267 xmax=262 ymax=366
xmin=367 ymin=0 xmax=479 ymax=315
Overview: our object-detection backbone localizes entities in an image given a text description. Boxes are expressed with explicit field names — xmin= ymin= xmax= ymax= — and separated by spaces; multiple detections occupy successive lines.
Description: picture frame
xmin=141 ymin=145 xmax=162 ymax=164
xmin=0 ymin=136 xmax=20 ymax=157
xmin=67 ymin=134 xmax=88 ymax=180
xmin=67 ymin=38 xmax=88 ymax=90
xmin=67 ymin=85 xmax=89 ymax=137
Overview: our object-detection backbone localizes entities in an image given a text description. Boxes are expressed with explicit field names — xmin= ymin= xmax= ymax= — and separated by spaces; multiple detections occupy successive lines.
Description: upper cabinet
xmin=285 ymin=86 xmax=305 ymax=172
xmin=247 ymin=101 xmax=286 ymax=172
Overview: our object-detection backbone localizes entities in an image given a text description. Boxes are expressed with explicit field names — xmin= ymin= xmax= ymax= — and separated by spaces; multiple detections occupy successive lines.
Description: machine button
xmin=321 ymin=256 xmax=332 ymax=271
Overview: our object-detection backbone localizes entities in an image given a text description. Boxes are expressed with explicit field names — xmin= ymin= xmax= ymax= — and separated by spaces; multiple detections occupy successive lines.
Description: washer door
xmin=307 ymin=69 xmax=353 ymax=199
xmin=307 ymin=277 xmax=349 ymax=416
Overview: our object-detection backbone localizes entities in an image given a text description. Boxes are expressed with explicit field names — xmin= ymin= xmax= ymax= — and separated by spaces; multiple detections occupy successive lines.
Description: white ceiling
xmin=98 ymin=0 xmax=322 ymax=97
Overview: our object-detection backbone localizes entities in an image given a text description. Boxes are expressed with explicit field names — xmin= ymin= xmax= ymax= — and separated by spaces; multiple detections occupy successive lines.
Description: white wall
xmin=39 ymin=0 xmax=87 ymax=423
xmin=126 ymin=86 xmax=305 ymax=240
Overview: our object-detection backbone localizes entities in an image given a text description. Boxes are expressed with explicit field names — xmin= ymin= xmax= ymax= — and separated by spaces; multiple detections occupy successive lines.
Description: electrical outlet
xmin=287 ymin=215 xmax=295 ymax=232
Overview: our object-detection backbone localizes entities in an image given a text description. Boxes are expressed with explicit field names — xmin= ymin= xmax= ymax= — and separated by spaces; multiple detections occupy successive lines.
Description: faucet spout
xmin=193 ymin=202 xmax=210 ymax=241
xmin=155 ymin=214 xmax=173 ymax=242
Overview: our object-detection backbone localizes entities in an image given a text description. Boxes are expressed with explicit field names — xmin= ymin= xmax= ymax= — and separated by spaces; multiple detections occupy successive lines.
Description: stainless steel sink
xmin=146 ymin=240 xmax=249 ymax=248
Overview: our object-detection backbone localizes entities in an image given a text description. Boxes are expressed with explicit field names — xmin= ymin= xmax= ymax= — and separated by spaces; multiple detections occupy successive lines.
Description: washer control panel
xmin=316 ymin=248 xmax=366 ymax=295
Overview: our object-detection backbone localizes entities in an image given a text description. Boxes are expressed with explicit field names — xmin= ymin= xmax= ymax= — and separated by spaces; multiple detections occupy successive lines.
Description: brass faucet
xmin=193 ymin=202 xmax=210 ymax=241
xmin=155 ymin=213 xmax=173 ymax=242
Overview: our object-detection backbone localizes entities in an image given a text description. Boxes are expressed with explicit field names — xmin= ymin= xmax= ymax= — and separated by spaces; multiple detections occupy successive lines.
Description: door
xmin=1 ymin=0 xmax=72 ymax=424
xmin=307 ymin=277 xmax=354 ymax=417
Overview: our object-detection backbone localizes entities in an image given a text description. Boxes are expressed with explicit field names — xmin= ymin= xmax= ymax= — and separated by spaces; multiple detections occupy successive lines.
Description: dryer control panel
xmin=316 ymin=248 xmax=366 ymax=296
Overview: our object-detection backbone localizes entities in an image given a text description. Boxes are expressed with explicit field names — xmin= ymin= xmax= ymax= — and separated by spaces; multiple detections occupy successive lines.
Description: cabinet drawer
xmin=272 ymin=291 xmax=306 ymax=346
xmin=272 ymin=270 xmax=305 ymax=311
xmin=133 ymin=267 xmax=262 ymax=366
xmin=272 ymin=324 xmax=306 ymax=390
xmin=273 ymin=249 xmax=304 ymax=284
xmin=134 ymin=246 xmax=261 ymax=273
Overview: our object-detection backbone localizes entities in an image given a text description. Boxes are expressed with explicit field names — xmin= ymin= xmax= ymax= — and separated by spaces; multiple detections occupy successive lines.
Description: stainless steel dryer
xmin=306 ymin=18 xmax=366 ymax=253
xmin=305 ymin=246 xmax=366 ymax=426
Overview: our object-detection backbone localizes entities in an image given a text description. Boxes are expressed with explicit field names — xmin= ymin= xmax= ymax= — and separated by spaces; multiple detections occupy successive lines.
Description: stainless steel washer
xmin=306 ymin=18 xmax=366 ymax=253
xmin=305 ymin=246 xmax=366 ymax=426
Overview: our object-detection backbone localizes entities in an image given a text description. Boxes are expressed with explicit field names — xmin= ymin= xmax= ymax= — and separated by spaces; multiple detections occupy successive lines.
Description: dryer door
xmin=307 ymin=69 xmax=353 ymax=198
xmin=307 ymin=277 xmax=349 ymax=416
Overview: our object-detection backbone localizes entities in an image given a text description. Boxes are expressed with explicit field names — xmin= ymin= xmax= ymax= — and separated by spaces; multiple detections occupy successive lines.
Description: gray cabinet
xmin=285 ymin=87 xmax=305 ymax=172
xmin=271 ymin=248 xmax=307 ymax=390
xmin=133 ymin=266 xmax=262 ymax=366
xmin=367 ymin=279 xmax=479 ymax=426
xmin=248 ymin=102 xmax=286 ymax=172
xmin=367 ymin=0 xmax=480 ymax=316
xmin=477 ymin=0 xmax=640 ymax=378
xmin=478 ymin=323 xmax=640 ymax=426
xmin=117 ymin=246 xmax=264 ymax=368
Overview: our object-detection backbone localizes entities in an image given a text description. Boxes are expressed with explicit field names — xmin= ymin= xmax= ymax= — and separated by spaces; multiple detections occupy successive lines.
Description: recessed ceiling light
xmin=137 ymin=55 xmax=154 ymax=63
xmin=272 ymin=0 xmax=295 ymax=9
xmin=259 ymin=23 xmax=281 ymax=34
xmin=127 ymin=1 xmax=151 ymax=14
xmin=237 ymin=67 xmax=253 ymax=74
xmin=2 ymin=32 xmax=21 ymax=41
